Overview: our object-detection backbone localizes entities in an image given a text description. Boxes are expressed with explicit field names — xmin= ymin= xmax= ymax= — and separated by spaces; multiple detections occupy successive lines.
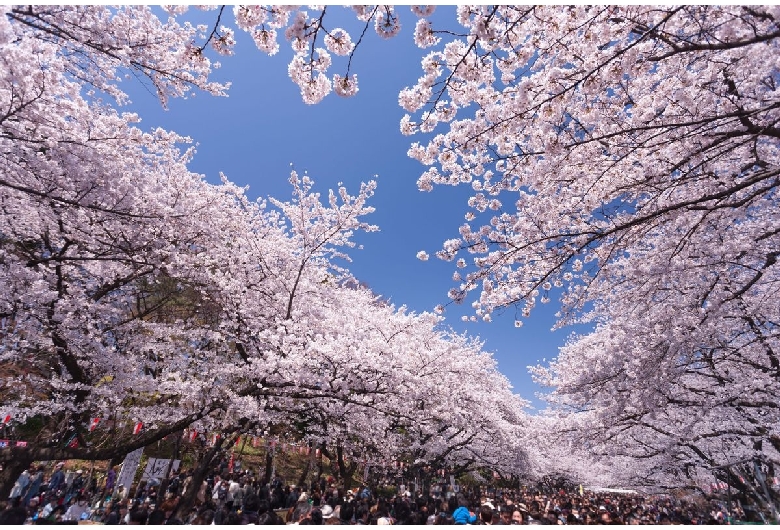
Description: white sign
xmin=141 ymin=458 xmax=180 ymax=481
xmin=116 ymin=447 xmax=144 ymax=490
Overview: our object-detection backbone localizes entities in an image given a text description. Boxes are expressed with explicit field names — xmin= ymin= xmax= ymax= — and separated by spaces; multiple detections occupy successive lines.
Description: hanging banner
xmin=141 ymin=458 xmax=180 ymax=481
xmin=116 ymin=447 xmax=144 ymax=491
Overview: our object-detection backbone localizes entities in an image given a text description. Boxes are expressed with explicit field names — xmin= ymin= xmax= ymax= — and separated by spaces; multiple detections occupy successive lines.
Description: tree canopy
xmin=1 ymin=5 xmax=779 ymax=495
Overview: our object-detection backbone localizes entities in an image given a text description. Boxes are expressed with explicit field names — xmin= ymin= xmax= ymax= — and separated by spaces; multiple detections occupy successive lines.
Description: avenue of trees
xmin=1 ymin=4 xmax=779 ymax=502
xmin=0 ymin=4 xmax=529 ymax=499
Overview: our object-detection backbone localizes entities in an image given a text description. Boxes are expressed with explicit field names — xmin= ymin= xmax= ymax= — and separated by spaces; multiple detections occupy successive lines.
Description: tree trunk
xmin=296 ymin=445 xmax=313 ymax=489
xmin=158 ymin=433 xmax=181 ymax=501
xmin=263 ymin=449 xmax=274 ymax=485
xmin=315 ymin=448 xmax=323 ymax=482
xmin=174 ymin=440 xmax=223 ymax=520
xmin=336 ymin=445 xmax=357 ymax=492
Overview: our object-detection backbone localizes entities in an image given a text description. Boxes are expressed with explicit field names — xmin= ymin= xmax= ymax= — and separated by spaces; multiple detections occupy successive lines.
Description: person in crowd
xmin=8 ymin=467 xmax=31 ymax=503
xmin=1 ymin=456 xmax=760 ymax=526
xmin=190 ymin=507 xmax=215 ymax=525
xmin=339 ymin=500 xmax=355 ymax=524
xmin=104 ymin=465 xmax=117 ymax=494
xmin=354 ymin=502 xmax=370 ymax=525
xmin=103 ymin=500 xmax=125 ymax=525
xmin=290 ymin=498 xmax=313 ymax=525
xmin=22 ymin=465 xmax=45 ymax=507
xmin=127 ymin=507 xmax=148 ymax=525
xmin=146 ymin=507 xmax=166 ymax=524
xmin=0 ymin=503 xmax=28 ymax=524
xmin=46 ymin=462 xmax=66 ymax=502
xmin=453 ymin=494 xmax=478 ymax=525
xmin=478 ymin=503 xmax=494 ymax=524
xmin=63 ymin=494 xmax=91 ymax=521
xmin=68 ymin=469 xmax=86 ymax=499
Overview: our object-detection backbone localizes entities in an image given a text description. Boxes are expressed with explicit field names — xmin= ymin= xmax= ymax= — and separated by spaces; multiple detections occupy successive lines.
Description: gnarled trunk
xmin=174 ymin=442 xmax=223 ymax=521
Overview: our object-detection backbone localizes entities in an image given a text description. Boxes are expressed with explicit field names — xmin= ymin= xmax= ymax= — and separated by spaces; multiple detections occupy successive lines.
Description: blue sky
xmin=123 ymin=7 xmax=585 ymax=411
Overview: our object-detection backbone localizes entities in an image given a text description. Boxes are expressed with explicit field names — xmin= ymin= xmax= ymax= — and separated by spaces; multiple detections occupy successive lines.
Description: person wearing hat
xmin=47 ymin=463 xmax=66 ymax=502
xmin=68 ymin=469 xmax=85 ymax=498
xmin=285 ymin=486 xmax=300 ymax=508
xmin=114 ymin=483 xmax=128 ymax=502
xmin=320 ymin=504 xmax=335 ymax=520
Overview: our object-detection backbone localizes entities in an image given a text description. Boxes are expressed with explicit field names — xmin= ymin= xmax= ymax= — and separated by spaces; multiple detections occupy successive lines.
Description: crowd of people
xmin=0 ymin=460 xmax=766 ymax=524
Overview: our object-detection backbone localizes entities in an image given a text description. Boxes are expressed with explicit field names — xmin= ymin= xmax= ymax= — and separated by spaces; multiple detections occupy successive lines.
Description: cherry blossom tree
xmin=0 ymin=5 xmax=535 ymax=499
xmin=387 ymin=5 xmax=780 ymax=489
xmin=0 ymin=4 xmax=386 ymax=492
xmin=219 ymin=8 xmax=780 ymax=488
xmin=207 ymin=268 xmax=531 ymax=486
xmin=16 ymin=3 xmax=779 ymax=494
